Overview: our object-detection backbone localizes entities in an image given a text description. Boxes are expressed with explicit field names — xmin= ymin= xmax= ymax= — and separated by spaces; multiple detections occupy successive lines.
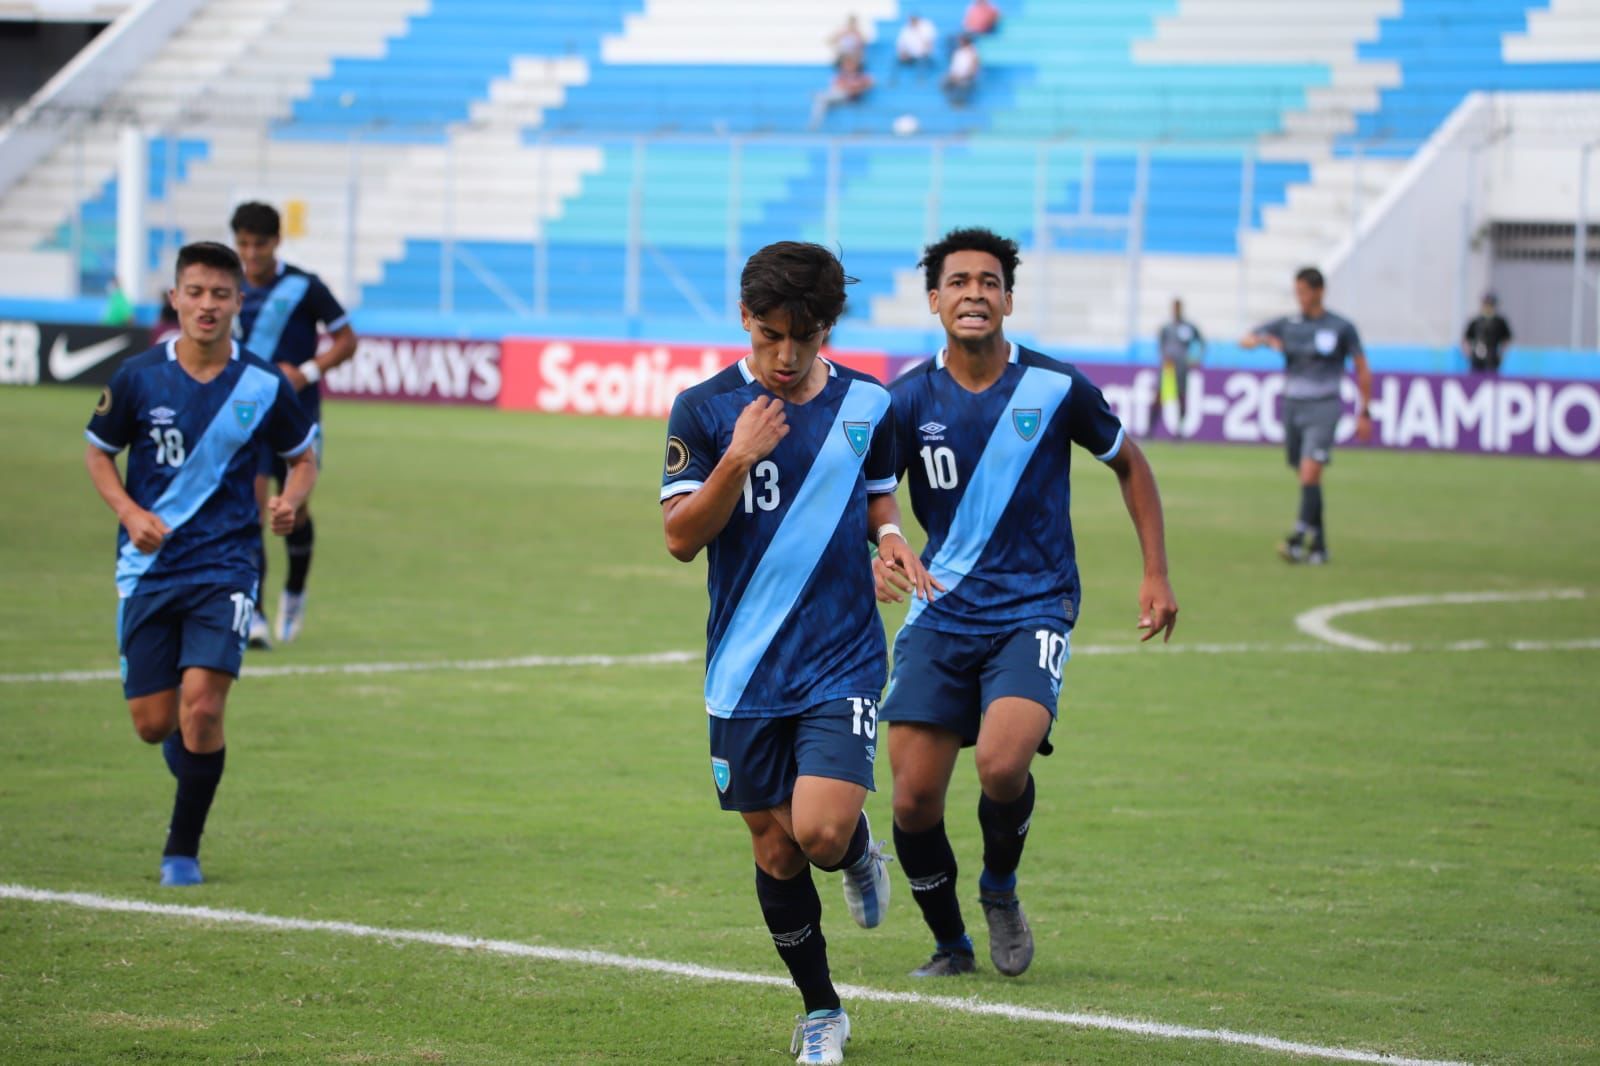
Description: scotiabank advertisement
xmin=499 ymin=337 xmax=890 ymax=418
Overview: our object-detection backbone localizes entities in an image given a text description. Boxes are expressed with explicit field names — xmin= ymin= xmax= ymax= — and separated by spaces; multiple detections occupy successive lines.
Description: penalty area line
xmin=0 ymin=884 xmax=1470 ymax=1066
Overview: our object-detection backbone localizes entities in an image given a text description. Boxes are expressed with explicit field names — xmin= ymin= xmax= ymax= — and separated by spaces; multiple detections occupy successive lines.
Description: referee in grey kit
xmin=1240 ymin=267 xmax=1372 ymax=565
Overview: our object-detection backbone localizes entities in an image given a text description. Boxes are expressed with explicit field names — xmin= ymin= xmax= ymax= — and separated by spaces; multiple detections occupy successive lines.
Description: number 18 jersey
xmin=660 ymin=358 xmax=897 ymax=719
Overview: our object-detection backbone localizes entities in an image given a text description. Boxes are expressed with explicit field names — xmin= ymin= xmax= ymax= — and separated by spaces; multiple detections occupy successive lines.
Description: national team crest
xmin=843 ymin=421 xmax=870 ymax=457
xmin=711 ymin=757 xmax=731 ymax=793
xmin=1013 ymin=408 xmax=1041 ymax=441
xmin=233 ymin=400 xmax=259 ymax=428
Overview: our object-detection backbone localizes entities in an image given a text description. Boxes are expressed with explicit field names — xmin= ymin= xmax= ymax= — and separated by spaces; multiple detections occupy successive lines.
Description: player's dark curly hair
xmin=1295 ymin=266 xmax=1325 ymax=290
xmin=740 ymin=242 xmax=855 ymax=338
xmin=230 ymin=201 xmax=281 ymax=238
xmin=919 ymin=227 xmax=1021 ymax=292
xmin=175 ymin=241 xmax=244 ymax=286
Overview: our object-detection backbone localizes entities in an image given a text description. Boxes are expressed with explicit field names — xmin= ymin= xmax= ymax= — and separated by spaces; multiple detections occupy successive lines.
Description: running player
xmin=1240 ymin=266 xmax=1372 ymax=565
xmin=660 ymin=242 xmax=935 ymax=1065
xmin=876 ymin=227 xmax=1178 ymax=978
xmin=83 ymin=241 xmax=318 ymax=886
xmin=231 ymin=201 xmax=356 ymax=645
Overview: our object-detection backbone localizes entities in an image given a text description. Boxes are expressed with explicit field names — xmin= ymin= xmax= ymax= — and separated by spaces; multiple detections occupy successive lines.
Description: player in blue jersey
xmin=83 ymin=241 xmax=319 ymax=887
xmin=660 ymin=243 xmax=936 ymax=1066
xmin=232 ymin=202 xmax=357 ymax=647
xmin=876 ymin=228 xmax=1178 ymax=979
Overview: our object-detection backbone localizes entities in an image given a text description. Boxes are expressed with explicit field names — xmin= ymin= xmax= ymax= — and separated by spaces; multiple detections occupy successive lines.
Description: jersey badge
xmin=1013 ymin=408 xmax=1041 ymax=441
xmin=1315 ymin=328 xmax=1338 ymax=355
xmin=710 ymin=757 xmax=731 ymax=793
xmin=843 ymin=421 xmax=870 ymax=457
xmin=665 ymin=436 xmax=690 ymax=476
xmin=95 ymin=387 xmax=112 ymax=415
xmin=234 ymin=400 xmax=259 ymax=429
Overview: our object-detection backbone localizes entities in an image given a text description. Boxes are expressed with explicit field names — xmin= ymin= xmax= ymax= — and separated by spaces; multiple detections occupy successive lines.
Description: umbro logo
xmin=772 ymin=924 xmax=813 ymax=948
xmin=919 ymin=421 xmax=947 ymax=441
xmin=149 ymin=406 xmax=176 ymax=425
xmin=908 ymin=873 xmax=950 ymax=892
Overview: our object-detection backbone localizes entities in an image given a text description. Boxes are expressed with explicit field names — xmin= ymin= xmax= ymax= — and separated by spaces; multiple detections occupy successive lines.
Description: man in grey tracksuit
xmin=1240 ymin=267 xmax=1372 ymax=565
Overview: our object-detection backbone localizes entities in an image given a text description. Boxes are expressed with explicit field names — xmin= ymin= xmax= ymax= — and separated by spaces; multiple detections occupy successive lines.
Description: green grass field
xmin=2 ymin=386 xmax=1596 ymax=1065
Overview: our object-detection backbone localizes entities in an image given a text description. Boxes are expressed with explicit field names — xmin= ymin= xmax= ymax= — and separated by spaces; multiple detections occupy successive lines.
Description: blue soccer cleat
xmin=159 ymin=855 xmax=204 ymax=887
xmin=840 ymin=816 xmax=891 ymax=929
xmin=791 ymin=1008 xmax=850 ymax=1065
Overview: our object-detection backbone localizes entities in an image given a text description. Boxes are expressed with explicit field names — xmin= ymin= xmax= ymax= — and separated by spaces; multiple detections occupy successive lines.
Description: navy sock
xmin=256 ymin=536 xmax=268 ymax=603
xmin=755 ymin=866 xmax=839 ymax=1014
xmin=978 ymin=774 xmax=1035 ymax=893
xmin=162 ymin=742 xmax=226 ymax=858
xmin=1297 ymin=484 xmax=1323 ymax=545
xmin=813 ymin=812 xmax=869 ymax=873
xmin=161 ymin=730 xmax=184 ymax=777
xmin=893 ymin=819 xmax=966 ymax=946
xmin=285 ymin=518 xmax=314 ymax=595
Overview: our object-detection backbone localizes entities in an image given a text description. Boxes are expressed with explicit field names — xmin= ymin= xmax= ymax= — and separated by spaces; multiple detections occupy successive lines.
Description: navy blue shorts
xmin=707 ymin=697 xmax=880 ymax=812
xmin=117 ymin=582 xmax=255 ymax=699
xmin=880 ymin=623 xmax=1068 ymax=746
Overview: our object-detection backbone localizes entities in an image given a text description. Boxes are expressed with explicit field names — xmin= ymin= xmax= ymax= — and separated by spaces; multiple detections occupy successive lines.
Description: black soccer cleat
xmin=1278 ymin=533 xmax=1306 ymax=564
xmin=980 ymin=891 xmax=1034 ymax=977
xmin=910 ymin=947 xmax=977 ymax=978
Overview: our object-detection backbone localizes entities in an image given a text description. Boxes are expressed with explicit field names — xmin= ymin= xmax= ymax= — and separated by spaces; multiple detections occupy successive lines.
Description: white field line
xmin=1294 ymin=589 xmax=1589 ymax=652
xmin=0 ymin=884 xmax=1471 ymax=1066
xmin=6 ymin=633 xmax=1600 ymax=686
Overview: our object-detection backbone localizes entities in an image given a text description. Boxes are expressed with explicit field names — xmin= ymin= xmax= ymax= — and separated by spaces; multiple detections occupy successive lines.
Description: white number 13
xmin=742 ymin=460 xmax=780 ymax=513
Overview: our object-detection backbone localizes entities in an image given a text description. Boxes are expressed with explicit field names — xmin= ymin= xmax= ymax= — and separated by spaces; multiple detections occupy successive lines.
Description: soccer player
xmin=231 ymin=201 xmax=356 ymax=646
xmin=1155 ymin=297 xmax=1205 ymax=436
xmin=83 ymin=241 xmax=319 ymax=886
xmin=660 ymin=242 xmax=935 ymax=1065
xmin=875 ymin=227 xmax=1178 ymax=979
xmin=1240 ymin=266 xmax=1372 ymax=565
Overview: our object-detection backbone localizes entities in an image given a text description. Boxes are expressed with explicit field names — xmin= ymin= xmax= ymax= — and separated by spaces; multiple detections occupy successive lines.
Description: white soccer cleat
xmin=791 ymin=1008 xmax=850 ymax=1065
xmin=275 ymin=590 xmax=306 ymax=644
xmin=247 ymin=609 xmax=272 ymax=650
xmin=841 ymin=816 xmax=892 ymax=929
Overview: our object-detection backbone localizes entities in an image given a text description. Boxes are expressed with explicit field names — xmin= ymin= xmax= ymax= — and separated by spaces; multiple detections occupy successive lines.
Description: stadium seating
xmin=2 ymin=0 xmax=1597 ymax=340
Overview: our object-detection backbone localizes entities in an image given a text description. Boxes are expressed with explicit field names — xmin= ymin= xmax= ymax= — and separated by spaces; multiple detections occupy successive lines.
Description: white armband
xmin=875 ymin=523 xmax=903 ymax=545
xmin=299 ymin=361 xmax=322 ymax=385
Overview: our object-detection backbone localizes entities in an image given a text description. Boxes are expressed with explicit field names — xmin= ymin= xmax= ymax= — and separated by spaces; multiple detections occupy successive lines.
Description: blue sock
xmin=979 ymin=868 xmax=1018 ymax=895
xmin=937 ymin=933 xmax=975 ymax=955
xmin=161 ymin=731 xmax=184 ymax=777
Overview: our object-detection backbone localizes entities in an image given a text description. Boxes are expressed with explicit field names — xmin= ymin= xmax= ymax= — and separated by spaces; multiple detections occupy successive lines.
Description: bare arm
xmin=1104 ymin=438 xmax=1178 ymax=642
xmin=1353 ymin=351 xmax=1374 ymax=442
xmin=868 ymin=492 xmax=943 ymax=603
xmin=267 ymin=446 xmax=319 ymax=535
xmin=662 ymin=396 xmax=788 ymax=562
xmin=84 ymin=444 xmax=168 ymax=553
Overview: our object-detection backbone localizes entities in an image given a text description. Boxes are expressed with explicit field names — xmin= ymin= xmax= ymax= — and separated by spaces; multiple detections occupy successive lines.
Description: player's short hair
xmin=175 ymin=241 xmax=245 ymax=287
xmin=230 ymin=201 xmax=281 ymax=238
xmin=740 ymin=242 xmax=855 ymax=338
xmin=1295 ymin=266 xmax=1325 ymax=290
xmin=920 ymin=227 xmax=1021 ymax=292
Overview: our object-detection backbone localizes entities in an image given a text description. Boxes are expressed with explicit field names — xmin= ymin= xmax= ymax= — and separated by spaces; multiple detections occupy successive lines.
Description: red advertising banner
xmin=499 ymin=337 xmax=890 ymax=416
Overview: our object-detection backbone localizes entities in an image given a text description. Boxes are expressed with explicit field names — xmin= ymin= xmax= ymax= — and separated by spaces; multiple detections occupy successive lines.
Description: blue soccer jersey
xmin=85 ymin=340 xmax=319 ymax=599
xmin=661 ymin=358 xmax=897 ymax=718
xmin=238 ymin=261 xmax=348 ymax=422
xmin=889 ymin=343 xmax=1126 ymax=635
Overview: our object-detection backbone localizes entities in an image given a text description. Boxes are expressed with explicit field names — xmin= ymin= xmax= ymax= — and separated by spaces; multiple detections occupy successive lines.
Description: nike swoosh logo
xmin=49 ymin=333 xmax=134 ymax=381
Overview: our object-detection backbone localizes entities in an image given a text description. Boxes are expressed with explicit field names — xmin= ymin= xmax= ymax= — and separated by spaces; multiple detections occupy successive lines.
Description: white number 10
xmin=919 ymin=445 xmax=958 ymax=489
xmin=1034 ymin=629 xmax=1067 ymax=680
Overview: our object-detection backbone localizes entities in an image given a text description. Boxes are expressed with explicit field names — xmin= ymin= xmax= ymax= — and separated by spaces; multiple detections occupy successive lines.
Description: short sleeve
xmin=1067 ymin=369 xmax=1125 ymax=463
xmin=1341 ymin=319 xmax=1364 ymax=360
xmin=865 ymin=400 xmax=897 ymax=495
xmin=661 ymin=394 xmax=717 ymax=502
xmin=266 ymin=370 xmax=319 ymax=458
xmin=1255 ymin=316 xmax=1287 ymax=341
xmin=307 ymin=275 xmax=350 ymax=334
xmin=85 ymin=364 xmax=136 ymax=453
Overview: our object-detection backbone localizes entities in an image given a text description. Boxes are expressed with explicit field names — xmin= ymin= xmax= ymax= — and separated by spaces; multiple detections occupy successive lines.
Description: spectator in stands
xmin=1462 ymin=292 xmax=1512 ymax=374
xmin=811 ymin=53 xmax=874 ymax=129
xmin=896 ymin=13 xmax=938 ymax=75
xmin=962 ymin=0 xmax=1001 ymax=36
xmin=829 ymin=14 xmax=866 ymax=68
xmin=943 ymin=35 xmax=980 ymax=107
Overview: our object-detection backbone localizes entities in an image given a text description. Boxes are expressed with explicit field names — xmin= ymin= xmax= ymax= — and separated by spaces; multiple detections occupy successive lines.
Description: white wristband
xmin=875 ymin=523 xmax=903 ymax=545
xmin=299 ymin=361 xmax=322 ymax=385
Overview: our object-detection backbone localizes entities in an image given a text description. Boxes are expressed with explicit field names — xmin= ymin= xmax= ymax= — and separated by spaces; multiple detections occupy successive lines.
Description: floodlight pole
xmin=1572 ymin=142 xmax=1592 ymax=351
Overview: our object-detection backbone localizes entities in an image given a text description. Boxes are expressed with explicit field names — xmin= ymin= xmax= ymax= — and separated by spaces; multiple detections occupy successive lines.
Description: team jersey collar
xmin=934 ymin=340 xmax=1017 ymax=372
xmin=165 ymin=338 xmax=241 ymax=362
xmin=736 ymin=355 xmax=838 ymax=385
